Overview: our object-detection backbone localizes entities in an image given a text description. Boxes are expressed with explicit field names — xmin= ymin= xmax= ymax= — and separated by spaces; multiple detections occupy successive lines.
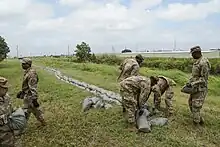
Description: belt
xmin=0 ymin=114 xmax=9 ymax=126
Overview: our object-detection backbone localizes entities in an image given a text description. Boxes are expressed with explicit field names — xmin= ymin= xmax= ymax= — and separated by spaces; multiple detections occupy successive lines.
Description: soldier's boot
xmin=199 ymin=117 xmax=205 ymax=126
xmin=37 ymin=115 xmax=46 ymax=127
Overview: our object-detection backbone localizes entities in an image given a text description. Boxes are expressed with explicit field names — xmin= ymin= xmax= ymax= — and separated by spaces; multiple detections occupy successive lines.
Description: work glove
xmin=32 ymin=99 xmax=40 ymax=108
xmin=16 ymin=91 xmax=24 ymax=99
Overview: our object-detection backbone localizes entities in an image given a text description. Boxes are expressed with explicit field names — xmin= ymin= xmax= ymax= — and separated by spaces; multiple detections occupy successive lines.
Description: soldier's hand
xmin=32 ymin=99 xmax=40 ymax=107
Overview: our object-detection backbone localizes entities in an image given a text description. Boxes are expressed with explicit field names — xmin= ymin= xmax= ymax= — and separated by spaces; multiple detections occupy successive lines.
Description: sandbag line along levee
xmin=34 ymin=65 xmax=122 ymax=105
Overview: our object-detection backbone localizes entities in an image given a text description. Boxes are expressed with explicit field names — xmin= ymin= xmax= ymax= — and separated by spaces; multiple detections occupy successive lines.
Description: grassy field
xmin=1 ymin=59 xmax=220 ymax=147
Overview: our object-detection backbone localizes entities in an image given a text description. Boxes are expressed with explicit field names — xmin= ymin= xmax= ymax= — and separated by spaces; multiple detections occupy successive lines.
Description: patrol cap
xmin=135 ymin=54 xmax=144 ymax=61
xmin=190 ymin=46 xmax=201 ymax=54
xmin=0 ymin=76 xmax=9 ymax=88
xmin=20 ymin=58 xmax=32 ymax=65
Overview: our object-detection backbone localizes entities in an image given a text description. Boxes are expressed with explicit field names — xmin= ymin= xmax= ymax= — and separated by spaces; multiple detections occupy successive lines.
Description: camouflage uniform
xmin=20 ymin=58 xmax=46 ymax=125
xmin=188 ymin=47 xmax=211 ymax=124
xmin=0 ymin=77 xmax=15 ymax=147
xmin=117 ymin=58 xmax=140 ymax=82
xmin=151 ymin=76 xmax=176 ymax=115
xmin=119 ymin=76 xmax=153 ymax=124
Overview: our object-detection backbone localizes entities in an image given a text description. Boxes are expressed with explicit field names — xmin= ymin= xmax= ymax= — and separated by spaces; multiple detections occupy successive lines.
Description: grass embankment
xmin=33 ymin=57 xmax=220 ymax=147
xmin=1 ymin=59 xmax=220 ymax=146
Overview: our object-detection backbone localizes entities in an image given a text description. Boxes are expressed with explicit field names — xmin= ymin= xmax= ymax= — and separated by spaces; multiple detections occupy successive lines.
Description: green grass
xmin=1 ymin=59 xmax=220 ymax=147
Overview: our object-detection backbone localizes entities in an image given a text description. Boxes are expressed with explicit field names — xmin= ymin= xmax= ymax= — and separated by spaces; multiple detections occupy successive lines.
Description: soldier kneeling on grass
xmin=151 ymin=76 xmax=176 ymax=117
xmin=119 ymin=75 xmax=159 ymax=131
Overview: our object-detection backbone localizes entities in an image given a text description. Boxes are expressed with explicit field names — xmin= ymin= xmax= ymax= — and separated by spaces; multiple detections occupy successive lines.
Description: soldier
xmin=187 ymin=46 xmax=211 ymax=125
xmin=151 ymin=76 xmax=176 ymax=117
xmin=0 ymin=76 xmax=15 ymax=147
xmin=117 ymin=54 xmax=144 ymax=82
xmin=17 ymin=58 xmax=46 ymax=127
xmin=119 ymin=75 xmax=159 ymax=131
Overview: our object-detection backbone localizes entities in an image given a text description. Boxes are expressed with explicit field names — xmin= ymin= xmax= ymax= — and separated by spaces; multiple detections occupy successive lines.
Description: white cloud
xmin=157 ymin=0 xmax=220 ymax=21
xmin=0 ymin=0 xmax=220 ymax=57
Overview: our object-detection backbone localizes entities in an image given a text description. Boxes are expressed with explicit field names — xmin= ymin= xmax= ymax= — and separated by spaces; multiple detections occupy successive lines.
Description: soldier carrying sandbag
xmin=0 ymin=76 xmax=15 ymax=147
xmin=119 ymin=75 xmax=159 ymax=131
xmin=17 ymin=58 xmax=46 ymax=127
xmin=181 ymin=46 xmax=211 ymax=126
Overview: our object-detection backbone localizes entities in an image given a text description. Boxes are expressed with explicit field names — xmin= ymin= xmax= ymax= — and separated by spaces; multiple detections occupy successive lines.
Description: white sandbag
xmin=90 ymin=97 xmax=100 ymax=104
xmin=104 ymin=103 xmax=112 ymax=109
xmin=136 ymin=109 xmax=151 ymax=133
xmin=93 ymin=100 xmax=104 ymax=109
xmin=82 ymin=98 xmax=93 ymax=112
xmin=150 ymin=117 xmax=168 ymax=127
xmin=9 ymin=108 xmax=27 ymax=133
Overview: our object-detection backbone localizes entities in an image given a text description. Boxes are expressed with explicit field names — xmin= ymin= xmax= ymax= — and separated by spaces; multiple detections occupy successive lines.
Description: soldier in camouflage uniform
xmin=151 ymin=76 xmax=176 ymax=116
xmin=117 ymin=54 xmax=144 ymax=113
xmin=117 ymin=54 xmax=144 ymax=82
xmin=0 ymin=77 xmax=15 ymax=147
xmin=17 ymin=58 xmax=46 ymax=126
xmin=119 ymin=75 xmax=159 ymax=131
xmin=188 ymin=46 xmax=211 ymax=125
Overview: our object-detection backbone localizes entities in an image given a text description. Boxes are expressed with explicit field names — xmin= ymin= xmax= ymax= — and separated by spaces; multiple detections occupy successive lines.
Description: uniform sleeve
xmin=191 ymin=63 xmax=209 ymax=86
xmin=28 ymin=73 xmax=38 ymax=100
xmin=151 ymin=85 xmax=161 ymax=100
xmin=138 ymin=81 xmax=151 ymax=107
xmin=130 ymin=64 xmax=139 ymax=76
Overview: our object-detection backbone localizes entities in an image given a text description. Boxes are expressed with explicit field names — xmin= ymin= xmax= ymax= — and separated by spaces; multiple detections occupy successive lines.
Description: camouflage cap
xmin=21 ymin=58 xmax=32 ymax=65
xmin=190 ymin=46 xmax=201 ymax=54
xmin=0 ymin=76 xmax=9 ymax=88
xmin=135 ymin=54 xmax=144 ymax=61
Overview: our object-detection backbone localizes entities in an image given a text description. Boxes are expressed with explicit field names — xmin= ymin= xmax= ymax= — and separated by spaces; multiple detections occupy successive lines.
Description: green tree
xmin=75 ymin=42 xmax=91 ymax=62
xmin=0 ymin=36 xmax=10 ymax=62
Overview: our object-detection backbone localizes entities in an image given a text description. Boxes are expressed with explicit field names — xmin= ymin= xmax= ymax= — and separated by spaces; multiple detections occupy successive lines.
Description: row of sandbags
xmin=42 ymin=66 xmax=122 ymax=105
xmin=40 ymin=66 xmax=168 ymax=133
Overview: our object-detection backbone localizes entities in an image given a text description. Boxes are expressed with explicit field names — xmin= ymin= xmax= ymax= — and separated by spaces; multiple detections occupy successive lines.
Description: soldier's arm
xmin=151 ymin=85 xmax=161 ymax=100
xmin=138 ymin=81 xmax=151 ymax=107
xmin=191 ymin=64 xmax=209 ymax=86
xmin=28 ymin=74 xmax=38 ymax=100
xmin=130 ymin=64 xmax=139 ymax=76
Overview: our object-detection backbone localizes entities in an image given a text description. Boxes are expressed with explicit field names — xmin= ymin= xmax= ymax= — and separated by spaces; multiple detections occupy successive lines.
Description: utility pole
xmin=16 ymin=45 xmax=19 ymax=58
xmin=68 ymin=45 xmax=70 ymax=56
xmin=173 ymin=38 xmax=176 ymax=51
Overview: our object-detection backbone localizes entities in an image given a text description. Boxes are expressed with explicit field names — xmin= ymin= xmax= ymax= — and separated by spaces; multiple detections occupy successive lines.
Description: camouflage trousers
xmin=188 ymin=89 xmax=207 ymax=123
xmin=0 ymin=125 xmax=15 ymax=147
xmin=120 ymin=88 xmax=139 ymax=124
xmin=154 ymin=86 xmax=174 ymax=114
xmin=23 ymin=97 xmax=45 ymax=123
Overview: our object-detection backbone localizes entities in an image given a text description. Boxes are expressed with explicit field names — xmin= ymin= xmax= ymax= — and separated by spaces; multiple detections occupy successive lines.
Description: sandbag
xmin=104 ymin=103 xmax=112 ymax=109
xmin=9 ymin=108 xmax=27 ymax=134
xmin=82 ymin=98 xmax=93 ymax=112
xmin=135 ymin=108 xmax=151 ymax=133
xmin=93 ymin=100 xmax=105 ymax=109
xmin=150 ymin=117 xmax=168 ymax=127
xmin=181 ymin=84 xmax=197 ymax=94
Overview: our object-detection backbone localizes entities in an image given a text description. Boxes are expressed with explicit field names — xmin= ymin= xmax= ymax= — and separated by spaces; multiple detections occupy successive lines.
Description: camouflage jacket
xmin=0 ymin=94 xmax=12 ymax=126
xmin=189 ymin=56 xmax=211 ymax=90
xmin=119 ymin=76 xmax=151 ymax=106
xmin=118 ymin=58 xmax=140 ymax=82
xmin=22 ymin=67 xmax=39 ymax=100
xmin=152 ymin=76 xmax=176 ymax=97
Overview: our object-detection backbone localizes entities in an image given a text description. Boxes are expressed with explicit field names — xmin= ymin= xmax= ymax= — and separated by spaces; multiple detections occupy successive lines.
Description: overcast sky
xmin=1 ymin=0 xmax=220 ymax=56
